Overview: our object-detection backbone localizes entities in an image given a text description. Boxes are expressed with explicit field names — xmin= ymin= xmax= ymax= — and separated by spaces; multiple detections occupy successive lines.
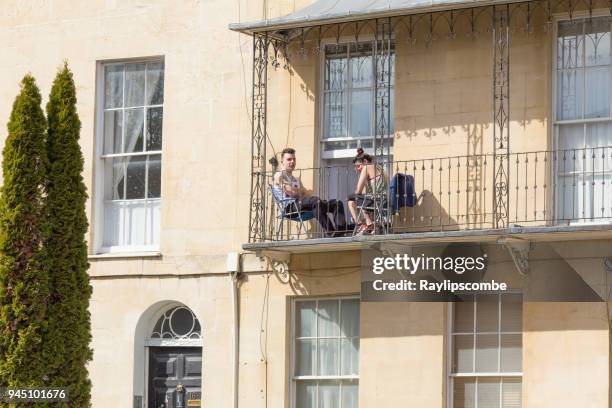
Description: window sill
xmin=88 ymin=251 xmax=162 ymax=260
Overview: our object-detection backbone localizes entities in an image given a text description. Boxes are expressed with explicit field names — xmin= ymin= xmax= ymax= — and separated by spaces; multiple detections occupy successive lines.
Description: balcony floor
xmin=242 ymin=223 xmax=612 ymax=254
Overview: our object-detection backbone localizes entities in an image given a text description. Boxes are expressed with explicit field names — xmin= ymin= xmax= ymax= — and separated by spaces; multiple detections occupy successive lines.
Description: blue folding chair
xmin=269 ymin=184 xmax=315 ymax=239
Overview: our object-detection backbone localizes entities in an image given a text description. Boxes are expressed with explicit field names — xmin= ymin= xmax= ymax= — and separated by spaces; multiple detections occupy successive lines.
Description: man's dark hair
xmin=281 ymin=147 xmax=296 ymax=158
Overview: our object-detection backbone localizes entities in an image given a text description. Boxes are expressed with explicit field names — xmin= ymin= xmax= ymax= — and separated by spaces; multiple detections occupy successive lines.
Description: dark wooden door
xmin=148 ymin=347 xmax=202 ymax=408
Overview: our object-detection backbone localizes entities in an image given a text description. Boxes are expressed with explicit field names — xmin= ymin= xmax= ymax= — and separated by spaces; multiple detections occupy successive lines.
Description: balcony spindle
xmin=438 ymin=160 xmax=443 ymax=228
xmin=524 ymin=154 xmax=528 ymax=222
xmin=447 ymin=158 xmax=452 ymax=227
xmin=515 ymin=154 xmax=519 ymax=222
xmin=533 ymin=153 xmax=538 ymax=220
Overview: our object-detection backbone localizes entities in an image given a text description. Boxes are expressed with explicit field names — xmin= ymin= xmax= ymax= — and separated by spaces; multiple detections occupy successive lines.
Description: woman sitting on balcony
xmin=348 ymin=148 xmax=388 ymax=235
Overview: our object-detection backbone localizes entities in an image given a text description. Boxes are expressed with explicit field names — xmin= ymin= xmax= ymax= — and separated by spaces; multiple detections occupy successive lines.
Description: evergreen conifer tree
xmin=0 ymin=75 xmax=49 ymax=393
xmin=43 ymin=63 xmax=92 ymax=406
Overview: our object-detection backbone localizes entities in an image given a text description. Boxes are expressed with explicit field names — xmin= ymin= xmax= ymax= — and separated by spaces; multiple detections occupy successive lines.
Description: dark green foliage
xmin=0 ymin=75 xmax=49 ymax=394
xmin=42 ymin=63 xmax=92 ymax=407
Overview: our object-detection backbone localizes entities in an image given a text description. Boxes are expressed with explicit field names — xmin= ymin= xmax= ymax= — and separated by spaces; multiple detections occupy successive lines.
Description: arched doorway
xmin=145 ymin=304 xmax=202 ymax=408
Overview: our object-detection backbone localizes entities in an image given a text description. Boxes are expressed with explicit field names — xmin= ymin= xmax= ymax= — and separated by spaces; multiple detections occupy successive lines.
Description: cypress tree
xmin=0 ymin=75 xmax=49 ymax=392
xmin=42 ymin=63 xmax=92 ymax=406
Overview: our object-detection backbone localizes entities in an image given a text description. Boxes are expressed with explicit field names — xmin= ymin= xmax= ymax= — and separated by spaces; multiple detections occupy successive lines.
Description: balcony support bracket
xmin=258 ymin=250 xmax=291 ymax=283
xmin=499 ymin=237 xmax=531 ymax=276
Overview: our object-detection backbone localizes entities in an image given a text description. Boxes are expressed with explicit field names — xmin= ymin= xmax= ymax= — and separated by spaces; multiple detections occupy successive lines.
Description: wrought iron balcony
xmin=249 ymin=147 xmax=612 ymax=242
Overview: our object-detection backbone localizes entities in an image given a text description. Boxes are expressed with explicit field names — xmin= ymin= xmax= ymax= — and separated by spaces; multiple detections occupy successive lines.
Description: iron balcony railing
xmin=254 ymin=147 xmax=612 ymax=241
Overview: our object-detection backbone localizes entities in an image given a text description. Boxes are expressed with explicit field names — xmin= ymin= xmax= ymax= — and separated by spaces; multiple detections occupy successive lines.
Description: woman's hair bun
xmin=356 ymin=147 xmax=364 ymax=155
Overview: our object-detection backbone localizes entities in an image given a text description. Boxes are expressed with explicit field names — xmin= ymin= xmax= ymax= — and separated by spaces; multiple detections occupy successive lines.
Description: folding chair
xmin=269 ymin=184 xmax=315 ymax=239
xmin=352 ymin=193 xmax=390 ymax=235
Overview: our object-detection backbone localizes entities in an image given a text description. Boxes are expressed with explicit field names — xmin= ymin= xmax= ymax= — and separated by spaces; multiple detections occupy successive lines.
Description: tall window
xmin=293 ymin=297 xmax=359 ymax=408
xmin=450 ymin=294 xmax=522 ymax=408
xmin=321 ymin=42 xmax=395 ymax=203
xmin=322 ymin=42 xmax=395 ymax=159
xmin=555 ymin=17 xmax=612 ymax=222
xmin=99 ymin=60 xmax=164 ymax=252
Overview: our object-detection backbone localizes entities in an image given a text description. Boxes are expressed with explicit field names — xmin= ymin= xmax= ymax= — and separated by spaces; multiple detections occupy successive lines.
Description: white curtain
xmin=556 ymin=17 xmax=612 ymax=222
xmin=557 ymin=122 xmax=612 ymax=221
xmin=295 ymin=299 xmax=359 ymax=408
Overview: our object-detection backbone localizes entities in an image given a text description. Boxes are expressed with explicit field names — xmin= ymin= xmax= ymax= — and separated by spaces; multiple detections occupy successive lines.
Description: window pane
xmin=324 ymin=91 xmax=346 ymax=139
xmin=105 ymin=157 xmax=125 ymax=200
xmin=105 ymin=64 xmax=123 ymax=108
xmin=454 ymin=301 xmax=474 ymax=333
xmin=103 ymin=201 xmax=124 ymax=247
xmin=453 ymin=378 xmax=476 ymax=408
xmin=325 ymin=48 xmax=347 ymax=90
xmin=318 ymin=380 xmax=340 ymax=408
xmin=323 ymin=141 xmax=347 ymax=152
xmin=340 ymin=338 xmax=359 ymax=376
xmin=297 ymin=301 xmax=317 ymax=338
xmin=453 ymin=334 xmax=474 ymax=373
xmin=585 ymin=18 xmax=611 ymax=67
xmin=126 ymin=155 xmax=146 ymax=199
xmin=500 ymin=294 xmax=522 ymax=332
xmin=349 ymin=48 xmax=372 ymax=88
xmin=296 ymin=380 xmax=316 ymax=408
xmin=146 ymin=107 xmax=163 ymax=151
xmin=502 ymin=378 xmax=522 ymax=408
xmin=147 ymin=155 xmax=162 ymax=199
xmin=476 ymin=295 xmax=499 ymax=332
xmin=319 ymin=339 xmax=340 ymax=376
xmin=349 ymin=89 xmax=372 ymax=138
xmin=585 ymin=66 xmax=610 ymax=118
xmin=586 ymin=121 xmax=612 ymax=149
xmin=146 ymin=62 xmax=165 ymax=105
xmin=556 ymin=69 xmax=583 ymax=120
xmin=500 ymin=334 xmax=522 ymax=372
xmin=124 ymin=200 xmax=146 ymax=246
xmin=341 ymin=380 xmax=358 ymax=408
xmin=125 ymin=108 xmax=144 ymax=153
xmin=104 ymin=110 xmax=123 ymax=154
xmin=146 ymin=199 xmax=161 ymax=246
xmin=558 ymin=21 xmax=584 ymax=68
xmin=475 ymin=334 xmax=499 ymax=373
xmin=125 ymin=63 xmax=145 ymax=107
xmin=340 ymin=299 xmax=359 ymax=338
xmin=477 ymin=378 xmax=501 ymax=408
xmin=318 ymin=300 xmax=340 ymax=337
xmin=558 ymin=123 xmax=584 ymax=152
xmin=296 ymin=339 xmax=316 ymax=376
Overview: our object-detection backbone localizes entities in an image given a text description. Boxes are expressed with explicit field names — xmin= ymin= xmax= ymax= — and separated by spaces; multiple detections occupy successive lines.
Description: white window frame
xmin=552 ymin=10 xmax=612 ymax=225
xmin=290 ymin=295 xmax=360 ymax=408
xmin=318 ymin=37 xmax=395 ymax=162
xmin=93 ymin=57 xmax=164 ymax=254
xmin=446 ymin=294 xmax=523 ymax=408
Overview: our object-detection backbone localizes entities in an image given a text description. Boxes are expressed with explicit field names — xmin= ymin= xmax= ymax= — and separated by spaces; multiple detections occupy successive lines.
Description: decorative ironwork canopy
xmin=233 ymin=0 xmax=610 ymax=242
xmin=231 ymin=0 xmax=557 ymax=34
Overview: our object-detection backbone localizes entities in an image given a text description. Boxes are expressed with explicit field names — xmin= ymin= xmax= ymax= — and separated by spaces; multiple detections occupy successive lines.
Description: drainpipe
xmin=227 ymin=252 xmax=242 ymax=408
